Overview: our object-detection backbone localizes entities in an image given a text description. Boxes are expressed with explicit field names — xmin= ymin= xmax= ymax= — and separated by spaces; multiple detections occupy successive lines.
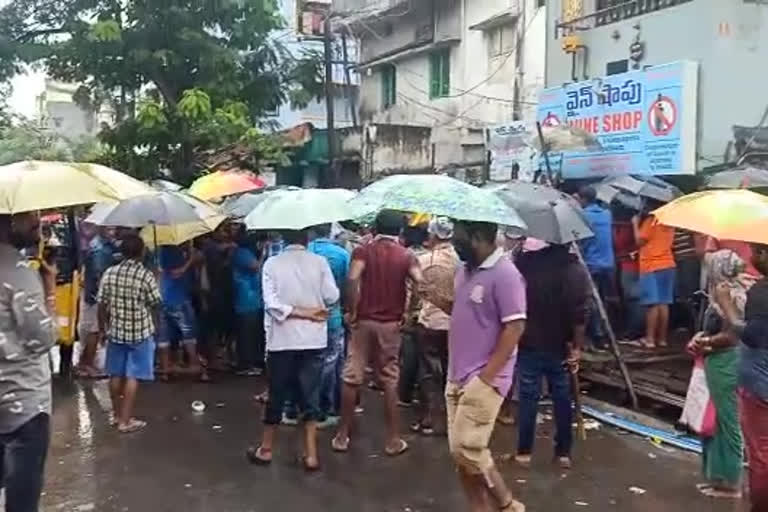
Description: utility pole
xmin=323 ymin=14 xmax=339 ymax=187
xmin=341 ymin=28 xmax=358 ymax=128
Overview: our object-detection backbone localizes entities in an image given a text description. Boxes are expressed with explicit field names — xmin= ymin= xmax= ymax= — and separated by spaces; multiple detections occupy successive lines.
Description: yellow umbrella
xmin=0 ymin=161 xmax=153 ymax=213
xmin=141 ymin=215 xmax=227 ymax=247
xmin=653 ymin=189 xmax=768 ymax=244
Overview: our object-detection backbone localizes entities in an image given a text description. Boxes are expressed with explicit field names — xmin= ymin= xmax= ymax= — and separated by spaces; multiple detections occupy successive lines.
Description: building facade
xmin=545 ymin=0 xmax=768 ymax=177
xmin=334 ymin=0 xmax=547 ymax=180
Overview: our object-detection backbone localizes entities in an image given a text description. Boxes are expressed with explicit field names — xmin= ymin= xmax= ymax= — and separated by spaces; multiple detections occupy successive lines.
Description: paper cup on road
xmin=191 ymin=400 xmax=206 ymax=413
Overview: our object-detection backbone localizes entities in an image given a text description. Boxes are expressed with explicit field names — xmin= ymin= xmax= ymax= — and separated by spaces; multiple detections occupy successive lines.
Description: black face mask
xmin=453 ymin=239 xmax=477 ymax=268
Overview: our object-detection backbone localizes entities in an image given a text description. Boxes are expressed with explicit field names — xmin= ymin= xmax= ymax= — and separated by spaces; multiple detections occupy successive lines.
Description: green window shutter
xmin=440 ymin=50 xmax=450 ymax=97
xmin=429 ymin=53 xmax=440 ymax=99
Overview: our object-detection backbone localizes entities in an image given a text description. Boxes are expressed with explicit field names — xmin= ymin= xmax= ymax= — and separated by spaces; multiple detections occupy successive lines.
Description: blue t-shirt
xmin=232 ymin=247 xmax=263 ymax=314
xmin=580 ymin=203 xmax=615 ymax=271
xmin=84 ymin=236 xmax=117 ymax=304
xmin=159 ymin=246 xmax=190 ymax=307
xmin=308 ymin=238 xmax=350 ymax=332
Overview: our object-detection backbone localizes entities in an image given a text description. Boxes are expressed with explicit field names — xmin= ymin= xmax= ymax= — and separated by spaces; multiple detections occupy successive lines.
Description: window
xmin=381 ymin=64 xmax=396 ymax=109
xmin=606 ymin=59 xmax=628 ymax=75
xmin=594 ymin=0 xmax=694 ymax=27
xmin=429 ymin=49 xmax=451 ymax=99
xmin=537 ymin=0 xmax=546 ymax=7
xmin=487 ymin=24 xmax=516 ymax=58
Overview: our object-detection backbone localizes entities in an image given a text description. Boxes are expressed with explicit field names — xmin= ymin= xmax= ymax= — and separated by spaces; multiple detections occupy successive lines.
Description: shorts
xmin=78 ymin=299 xmax=99 ymax=338
xmin=264 ymin=349 xmax=324 ymax=425
xmin=106 ymin=338 xmax=155 ymax=381
xmin=445 ymin=377 xmax=504 ymax=475
xmin=157 ymin=302 xmax=197 ymax=348
xmin=639 ymin=268 xmax=676 ymax=306
xmin=342 ymin=320 xmax=401 ymax=387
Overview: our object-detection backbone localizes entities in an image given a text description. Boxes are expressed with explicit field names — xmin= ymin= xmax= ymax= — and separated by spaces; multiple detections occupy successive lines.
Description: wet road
xmin=43 ymin=378 xmax=745 ymax=512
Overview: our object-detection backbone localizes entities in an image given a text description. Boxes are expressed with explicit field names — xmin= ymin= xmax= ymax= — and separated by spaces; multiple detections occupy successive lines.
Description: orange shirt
xmin=638 ymin=217 xmax=676 ymax=274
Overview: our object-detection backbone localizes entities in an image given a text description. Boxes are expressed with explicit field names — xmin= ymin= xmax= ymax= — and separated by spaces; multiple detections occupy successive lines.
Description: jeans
xmin=319 ymin=328 xmax=345 ymax=418
xmin=265 ymin=350 xmax=324 ymax=425
xmin=587 ymin=267 xmax=614 ymax=349
xmin=0 ymin=413 xmax=50 ymax=512
xmin=416 ymin=327 xmax=448 ymax=426
xmin=236 ymin=311 xmax=265 ymax=370
xmin=517 ymin=350 xmax=573 ymax=458
xmin=620 ymin=268 xmax=646 ymax=338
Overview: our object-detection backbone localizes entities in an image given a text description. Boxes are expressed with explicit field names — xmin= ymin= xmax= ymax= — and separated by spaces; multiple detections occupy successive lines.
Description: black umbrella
xmin=493 ymin=182 xmax=594 ymax=244
xmin=599 ymin=175 xmax=682 ymax=206
xmin=705 ymin=166 xmax=768 ymax=189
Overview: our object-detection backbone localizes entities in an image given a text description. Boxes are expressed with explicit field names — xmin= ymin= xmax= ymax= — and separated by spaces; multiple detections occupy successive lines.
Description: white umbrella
xmin=244 ymin=188 xmax=356 ymax=230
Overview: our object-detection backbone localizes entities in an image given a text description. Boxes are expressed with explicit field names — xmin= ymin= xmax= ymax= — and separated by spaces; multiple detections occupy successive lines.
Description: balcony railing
xmin=559 ymin=0 xmax=693 ymax=32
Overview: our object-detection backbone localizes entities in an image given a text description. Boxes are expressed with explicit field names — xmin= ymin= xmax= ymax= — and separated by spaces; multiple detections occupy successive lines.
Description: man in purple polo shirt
xmin=447 ymin=220 xmax=526 ymax=512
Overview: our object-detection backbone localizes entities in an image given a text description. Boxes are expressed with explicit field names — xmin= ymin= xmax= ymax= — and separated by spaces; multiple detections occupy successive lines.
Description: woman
xmin=514 ymin=243 xmax=589 ymax=469
xmin=689 ymin=249 xmax=754 ymax=499
xmin=715 ymin=243 xmax=768 ymax=511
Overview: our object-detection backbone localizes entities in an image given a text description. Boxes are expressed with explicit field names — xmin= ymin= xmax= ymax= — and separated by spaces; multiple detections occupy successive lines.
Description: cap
xmin=428 ymin=217 xmax=454 ymax=240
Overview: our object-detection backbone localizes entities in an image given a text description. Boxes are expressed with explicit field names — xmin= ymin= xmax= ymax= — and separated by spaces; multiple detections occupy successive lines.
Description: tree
xmin=0 ymin=116 xmax=101 ymax=165
xmin=0 ymin=0 xmax=323 ymax=183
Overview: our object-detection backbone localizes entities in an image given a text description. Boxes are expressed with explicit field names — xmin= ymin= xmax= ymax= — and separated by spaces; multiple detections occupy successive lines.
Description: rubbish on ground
xmin=629 ymin=486 xmax=646 ymax=495
xmin=648 ymin=453 xmax=658 ymax=459
xmin=583 ymin=419 xmax=601 ymax=431
xmin=74 ymin=504 xmax=95 ymax=512
xmin=184 ymin=483 xmax=192 ymax=489
xmin=574 ymin=501 xmax=589 ymax=506
xmin=216 ymin=402 xmax=226 ymax=408
xmin=212 ymin=424 xmax=223 ymax=431
xmin=515 ymin=479 xmax=527 ymax=484
xmin=191 ymin=400 xmax=206 ymax=413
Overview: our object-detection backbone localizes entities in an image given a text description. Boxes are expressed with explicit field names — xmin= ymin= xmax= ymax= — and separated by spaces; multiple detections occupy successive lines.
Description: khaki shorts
xmin=342 ymin=320 xmax=401 ymax=387
xmin=446 ymin=376 xmax=504 ymax=474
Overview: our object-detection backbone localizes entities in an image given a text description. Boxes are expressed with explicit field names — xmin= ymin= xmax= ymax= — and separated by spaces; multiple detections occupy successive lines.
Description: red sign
xmin=648 ymin=95 xmax=677 ymax=136
xmin=542 ymin=112 xmax=561 ymax=127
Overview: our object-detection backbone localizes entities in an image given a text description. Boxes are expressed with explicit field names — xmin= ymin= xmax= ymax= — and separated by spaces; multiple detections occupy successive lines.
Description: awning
xmin=469 ymin=8 xmax=520 ymax=31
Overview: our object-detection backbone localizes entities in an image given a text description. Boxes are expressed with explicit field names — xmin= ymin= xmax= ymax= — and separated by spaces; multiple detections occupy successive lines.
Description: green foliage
xmin=0 ymin=0 xmax=325 ymax=182
xmin=0 ymin=117 xmax=102 ymax=165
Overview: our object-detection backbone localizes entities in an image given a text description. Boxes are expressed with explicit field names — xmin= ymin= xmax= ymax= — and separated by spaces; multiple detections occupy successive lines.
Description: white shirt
xmin=262 ymin=245 xmax=340 ymax=352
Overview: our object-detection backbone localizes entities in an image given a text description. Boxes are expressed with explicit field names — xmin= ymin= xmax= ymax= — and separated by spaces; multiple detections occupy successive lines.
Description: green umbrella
xmin=243 ymin=188 xmax=357 ymax=230
xmin=349 ymin=174 xmax=526 ymax=228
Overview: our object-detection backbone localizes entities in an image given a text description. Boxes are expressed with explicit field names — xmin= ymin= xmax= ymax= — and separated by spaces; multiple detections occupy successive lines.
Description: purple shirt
xmin=448 ymin=248 xmax=527 ymax=396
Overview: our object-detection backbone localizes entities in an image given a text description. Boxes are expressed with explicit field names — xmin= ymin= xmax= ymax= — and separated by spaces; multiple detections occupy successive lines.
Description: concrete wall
xmin=546 ymin=0 xmax=768 ymax=170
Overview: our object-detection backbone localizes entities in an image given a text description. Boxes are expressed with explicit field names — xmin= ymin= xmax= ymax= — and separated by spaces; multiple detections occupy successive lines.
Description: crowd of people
xmin=1 ymin=183 xmax=768 ymax=511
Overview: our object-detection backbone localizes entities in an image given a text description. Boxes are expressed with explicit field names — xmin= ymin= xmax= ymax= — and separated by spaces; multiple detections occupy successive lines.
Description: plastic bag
xmin=679 ymin=357 xmax=717 ymax=437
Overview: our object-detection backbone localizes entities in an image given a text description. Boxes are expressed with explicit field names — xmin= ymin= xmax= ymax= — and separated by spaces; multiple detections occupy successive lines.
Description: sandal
xmin=514 ymin=454 xmax=532 ymax=468
xmin=331 ymin=435 xmax=350 ymax=453
xmin=246 ymin=446 xmax=272 ymax=466
xmin=500 ymin=499 xmax=526 ymax=512
xmin=118 ymin=418 xmax=147 ymax=434
xmin=298 ymin=455 xmax=321 ymax=472
xmin=384 ymin=438 xmax=409 ymax=457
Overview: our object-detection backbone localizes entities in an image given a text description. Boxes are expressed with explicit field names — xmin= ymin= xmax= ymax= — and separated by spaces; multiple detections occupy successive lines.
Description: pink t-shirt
xmin=448 ymin=249 xmax=527 ymax=396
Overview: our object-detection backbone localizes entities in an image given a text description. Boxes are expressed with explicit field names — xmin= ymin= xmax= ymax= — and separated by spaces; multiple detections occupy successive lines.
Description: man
xmin=201 ymin=224 xmax=237 ymax=368
xmin=446 ymin=220 xmax=526 ymax=512
xmin=0 ymin=212 xmax=57 ymax=512
xmin=232 ymin=228 xmax=266 ymax=376
xmin=77 ymin=225 xmax=117 ymax=378
xmin=246 ymin=230 xmax=339 ymax=470
xmin=158 ymin=243 xmax=207 ymax=381
xmin=399 ymin=221 xmax=428 ymax=407
xmin=332 ymin=210 xmax=422 ymax=456
xmin=632 ymin=209 xmax=676 ymax=349
xmin=411 ymin=217 xmax=458 ymax=435
xmin=308 ymin=224 xmax=350 ymax=427
xmin=98 ymin=235 xmax=162 ymax=433
xmin=577 ymin=186 xmax=614 ymax=350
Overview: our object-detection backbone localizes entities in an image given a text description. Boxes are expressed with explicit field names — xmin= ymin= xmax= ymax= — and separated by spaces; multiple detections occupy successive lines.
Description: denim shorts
xmin=639 ymin=268 xmax=676 ymax=306
xmin=157 ymin=302 xmax=197 ymax=348
xmin=106 ymin=338 xmax=155 ymax=381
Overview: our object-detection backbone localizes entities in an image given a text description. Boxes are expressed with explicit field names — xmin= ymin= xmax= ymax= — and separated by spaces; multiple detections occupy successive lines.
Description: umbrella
xmin=493 ymin=182 xmax=594 ymax=244
xmin=189 ymin=170 xmax=266 ymax=200
xmin=601 ymin=175 xmax=682 ymax=204
xmin=528 ymin=124 xmax=603 ymax=153
xmin=705 ymin=166 xmax=768 ymax=189
xmin=244 ymin=188 xmax=357 ymax=231
xmin=348 ymin=174 xmax=526 ymax=229
xmin=653 ymin=189 xmax=768 ymax=245
xmin=594 ymin=183 xmax=644 ymax=211
xmin=0 ymin=161 xmax=153 ymax=214
xmin=221 ymin=187 xmax=301 ymax=218
xmin=87 ymin=192 xmax=225 ymax=246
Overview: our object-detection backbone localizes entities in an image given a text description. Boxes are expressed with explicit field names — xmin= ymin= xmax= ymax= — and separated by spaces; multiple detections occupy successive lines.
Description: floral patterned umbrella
xmin=348 ymin=174 xmax=526 ymax=228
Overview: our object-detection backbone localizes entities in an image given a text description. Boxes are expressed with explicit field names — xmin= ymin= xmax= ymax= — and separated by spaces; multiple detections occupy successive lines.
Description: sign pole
xmin=536 ymin=121 xmax=554 ymax=186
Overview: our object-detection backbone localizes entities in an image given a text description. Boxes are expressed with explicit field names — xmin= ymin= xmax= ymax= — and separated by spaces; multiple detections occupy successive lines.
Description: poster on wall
xmin=487 ymin=122 xmax=537 ymax=183
xmin=537 ymin=61 xmax=699 ymax=179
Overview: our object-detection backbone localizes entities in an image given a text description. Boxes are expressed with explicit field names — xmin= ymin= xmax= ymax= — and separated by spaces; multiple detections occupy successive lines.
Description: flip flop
xmin=700 ymin=487 xmax=742 ymax=499
xmin=384 ymin=439 xmax=409 ymax=457
xmin=298 ymin=455 xmax=321 ymax=472
xmin=500 ymin=498 xmax=526 ymax=512
xmin=118 ymin=418 xmax=147 ymax=434
xmin=246 ymin=446 xmax=272 ymax=466
xmin=331 ymin=435 xmax=350 ymax=453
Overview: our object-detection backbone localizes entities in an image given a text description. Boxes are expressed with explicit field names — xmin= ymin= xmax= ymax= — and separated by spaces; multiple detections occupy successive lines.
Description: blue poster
xmin=537 ymin=61 xmax=698 ymax=179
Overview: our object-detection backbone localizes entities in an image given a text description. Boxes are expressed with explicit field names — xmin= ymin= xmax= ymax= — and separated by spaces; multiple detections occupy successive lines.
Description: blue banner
xmin=537 ymin=61 xmax=698 ymax=179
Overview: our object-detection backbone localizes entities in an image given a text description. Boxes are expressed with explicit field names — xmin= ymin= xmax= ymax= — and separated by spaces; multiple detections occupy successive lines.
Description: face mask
xmin=453 ymin=239 xmax=477 ymax=268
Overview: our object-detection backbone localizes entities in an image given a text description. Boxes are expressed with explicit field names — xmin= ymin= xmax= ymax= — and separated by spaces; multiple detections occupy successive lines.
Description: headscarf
xmin=705 ymin=249 xmax=756 ymax=318
xmin=427 ymin=217 xmax=454 ymax=241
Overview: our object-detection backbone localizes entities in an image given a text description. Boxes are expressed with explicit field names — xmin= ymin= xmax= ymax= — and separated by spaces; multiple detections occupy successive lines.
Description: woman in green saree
xmin=690 ymin=249 xmax=755 ymax=499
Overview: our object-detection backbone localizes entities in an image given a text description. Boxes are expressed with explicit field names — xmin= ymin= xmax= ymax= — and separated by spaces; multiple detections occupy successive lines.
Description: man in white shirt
xmin=246 ymin=229 xmax=339 ymax=471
